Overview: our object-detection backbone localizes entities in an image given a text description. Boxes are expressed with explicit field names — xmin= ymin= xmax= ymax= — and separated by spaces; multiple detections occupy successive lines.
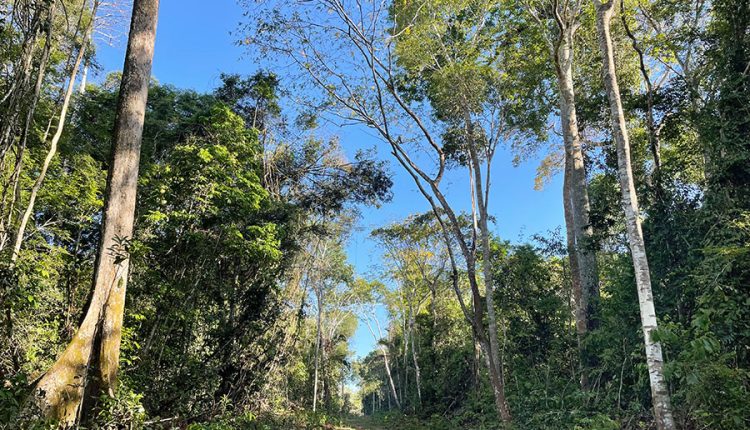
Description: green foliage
xmin=94 ymin=389 xmax=147 ymax=429
xmin=0 ymin=63 xmax=390 ymax=426
xmin=0 ymin=372 xmax=28 ymax=424
xmin=2 ymin=0 xmax=749 ymax=428
xmin=392 ymin=0 xmax=550 ymax=163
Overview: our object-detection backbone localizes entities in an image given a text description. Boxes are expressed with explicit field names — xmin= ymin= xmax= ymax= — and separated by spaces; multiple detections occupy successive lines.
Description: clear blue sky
xmin=94 ymin=0 xmax=566 ymax=361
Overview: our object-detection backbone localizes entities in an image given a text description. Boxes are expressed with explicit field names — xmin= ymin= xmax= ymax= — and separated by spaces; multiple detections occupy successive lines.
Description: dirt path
xmin=336 ymin=416 xmax=388 ymax=430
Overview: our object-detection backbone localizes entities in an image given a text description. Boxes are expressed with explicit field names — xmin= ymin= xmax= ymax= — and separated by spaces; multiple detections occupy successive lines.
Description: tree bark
xmin=554 ymin=19 xmax=600 ymax=388
xmin=401 ymin=314 xmax=408 ymax=405
xmin=79 ymin=61 xmax=90 ymax=94
xmin=563 ymin=155 xmax=587 ymax=387
xmin=593 ymin=2 xmax=675 ymax=429
xmin=312 ymin=288 xmax=322 ymax=412
xmin=33 ymin=0 xmax=159 ymax=424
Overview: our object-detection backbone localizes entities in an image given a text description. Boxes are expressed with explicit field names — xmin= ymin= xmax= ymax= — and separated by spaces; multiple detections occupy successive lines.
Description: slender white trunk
xmin=466 ymin=123 xmax=511 ymax=423
xmin=409 ymin=315 xmax=422 ymax=403
xmin=312 ymin=288 xmax=322 ymax=412
xmin=593 ymin=2 xmax=675 ymax=429
xmin=563 ymin=155 xmax=587 ymax=386
xmin=11 ymin=4 xmax=94 ymax=262
xmin=464 ymin=110 xmax=512 ymax=425
xmin=401 ymin=314 xmax=408 ymax=402
xmin=381 ymin=344 xmax=401 ymax=410
xmin=79 ymin=62 xmax=89 ymax=94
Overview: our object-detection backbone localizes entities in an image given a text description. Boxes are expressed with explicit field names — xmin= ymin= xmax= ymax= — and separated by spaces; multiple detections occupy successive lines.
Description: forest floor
xmin=336 ymin=415 xmax=429 ymax=430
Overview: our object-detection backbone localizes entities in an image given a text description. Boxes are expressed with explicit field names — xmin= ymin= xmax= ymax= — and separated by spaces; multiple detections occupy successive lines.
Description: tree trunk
xmin=381 ymin=344 xmax=401 ymax=410
xmin=563 ymin=156 xmax=587 ymax=387
xmin=429 ymin=282 xmax=437 ymax=332
xmin=387 ymin=382 xmax=391 ymax=410
xmin=0 ymin=1 xmax=55 ymax=252
xmin=409 ymin=315 xmax=422 ymax=403
xmin=466 ymin=120 xmax=512 ymax=424
xmin=554 ymin=22 xmax=600 ymax=388
xmin=593 ymin=2 xmax=675 ymax=429
xmin=11 ymin=1 xmax=95 ymax=262
xmin=33 ymin=0 xmax=159 ymax=424
xmin=322 ymin=350 xmax=332 ymax=409
xmin=312 ymin=288 xmax=322 ymax=412
xmin=79 ymin=61 xmax=90 ymax=94
xmin=401 ymin=314 xmax=408 ymax=405
xmin=472 ymin=335 xmax=482 ymax=390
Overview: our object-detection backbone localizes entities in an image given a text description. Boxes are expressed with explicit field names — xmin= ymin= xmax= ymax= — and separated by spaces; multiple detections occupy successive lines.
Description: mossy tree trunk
xmin=33 ymin=0 xmax=159 ymax=425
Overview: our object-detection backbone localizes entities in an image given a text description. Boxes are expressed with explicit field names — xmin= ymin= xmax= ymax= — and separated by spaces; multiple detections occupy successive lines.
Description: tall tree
xmin=34 ymin=0 xmax=159 ymax=424
xmin=593 ymin=0 xmax=675 ymax=428
xmin=526 ymin=0 xmax=600 ymax=388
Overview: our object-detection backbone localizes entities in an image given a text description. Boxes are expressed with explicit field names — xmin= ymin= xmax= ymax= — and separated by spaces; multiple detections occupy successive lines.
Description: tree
xmin=247 ymin=1 xmax=548 ymax=422
xmin=372 ymin=215 xmax=450 ymax=405
xmin=0 ymin=0 xmax=56 ymax=253
xmin=308 ymin=238 xmax=354 ymax=411
xmin=353 ymin=278 xmax=402 ymax=411
xmin=593 ymin=0 xmax=675 ymax=428
xmin=1 ymin=0 xmax=748 ymax=428
xmin=525 ymin=0 xmax=601 ymax=388
xmin=11 ymin=0 xmax=99 ymax=262
xmin=33 ymin=0 xmax=159 ymax=424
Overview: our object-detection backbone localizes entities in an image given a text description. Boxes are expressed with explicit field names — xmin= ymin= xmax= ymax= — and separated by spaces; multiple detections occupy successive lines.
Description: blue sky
xmin=94 ymin=0 xmax=565 ymax=361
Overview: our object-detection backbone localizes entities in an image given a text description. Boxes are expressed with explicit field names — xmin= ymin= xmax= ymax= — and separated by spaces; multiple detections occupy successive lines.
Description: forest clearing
xmin=1 ymin=0 xmax=748 ymax=429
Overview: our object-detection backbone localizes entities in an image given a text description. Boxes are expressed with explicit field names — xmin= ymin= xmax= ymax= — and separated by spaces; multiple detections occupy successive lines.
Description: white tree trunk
xmin=593 ymin=2 xmax=675 ymax=429
xmin=563 ymin=154 xmax=586 ymax=385
xmin=409 ymin=315 xmax=422 ymax=403
xmin=79 ymin=62 xmax=89 ymax=94
xmin=381 ymin=344 xmax=401 ymax=410
xmin=312 ymin=288 xmax=322 ymax=412
xmin=11 ymin=2 xmax=95 ymax=262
